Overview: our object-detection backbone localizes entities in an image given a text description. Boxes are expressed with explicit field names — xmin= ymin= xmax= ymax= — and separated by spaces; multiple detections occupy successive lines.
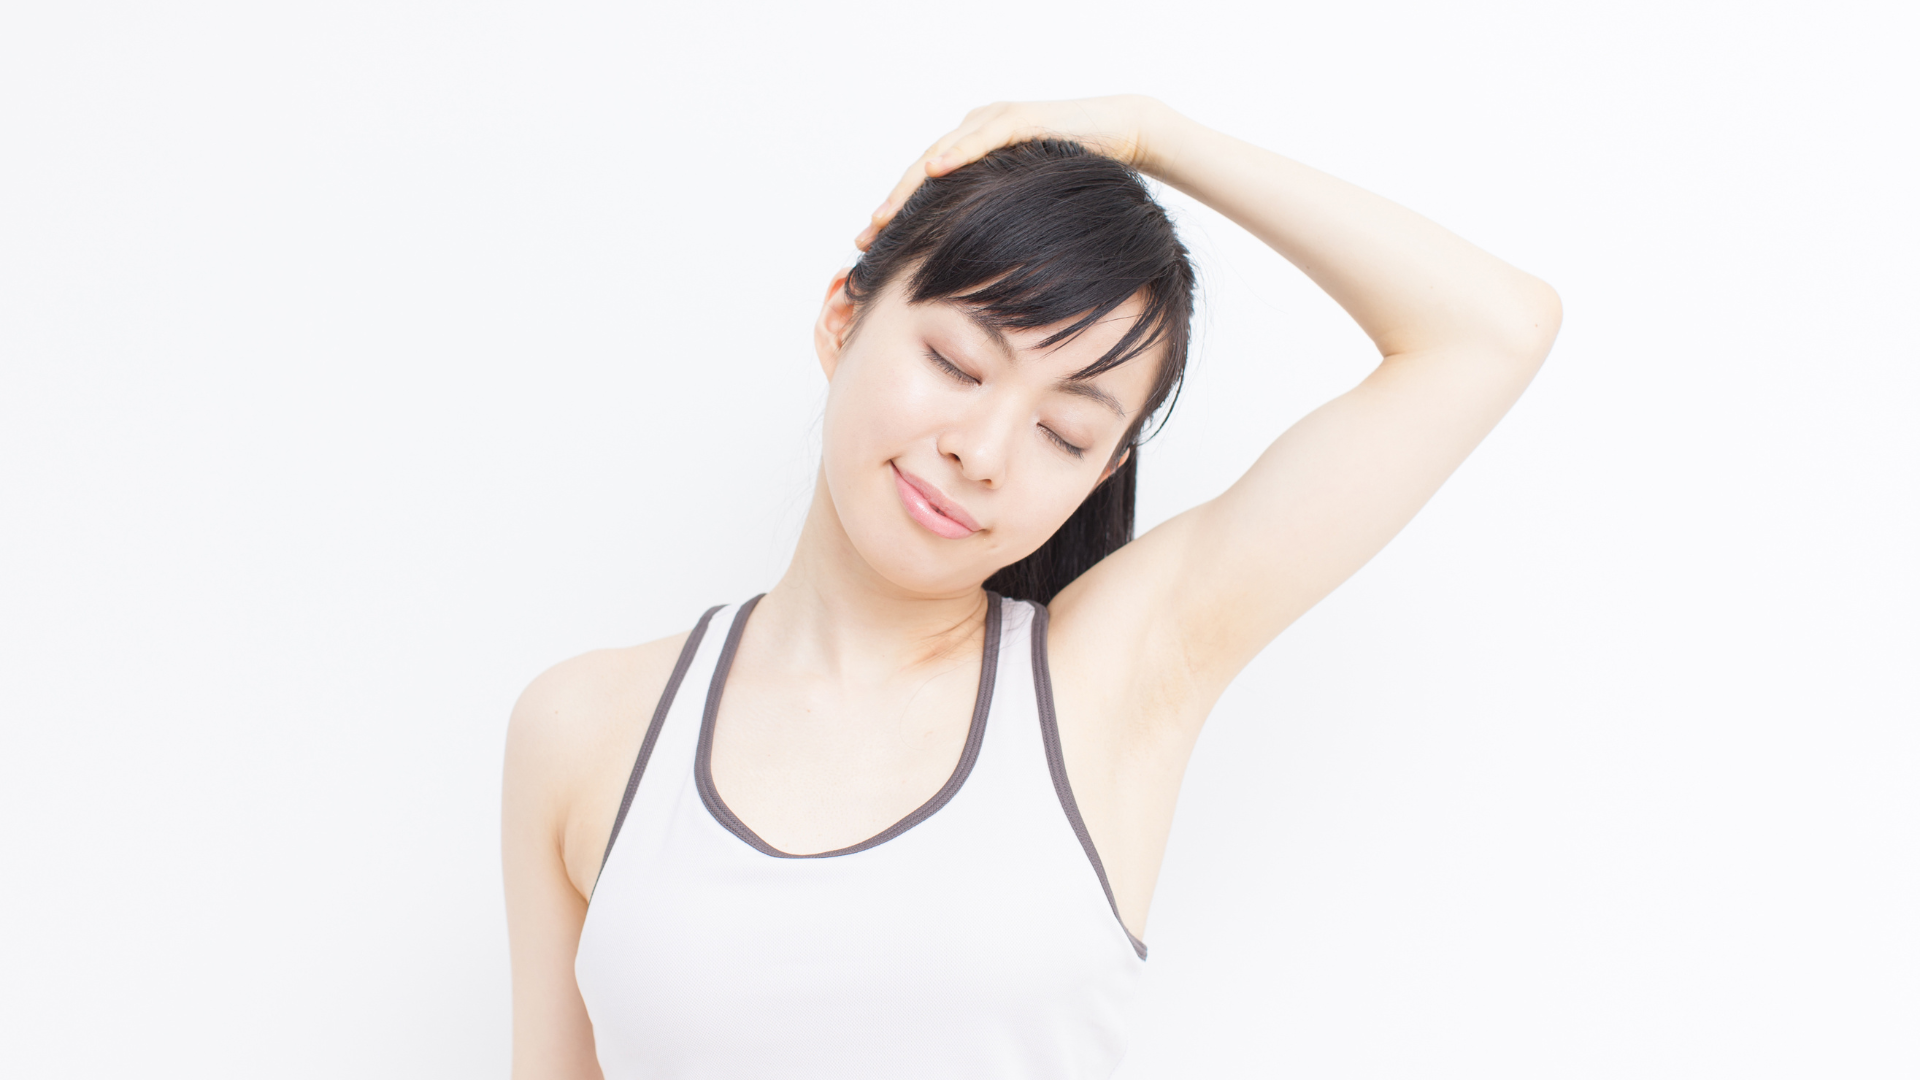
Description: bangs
xmin=904 ymin=155 xmax=1185 ymax=380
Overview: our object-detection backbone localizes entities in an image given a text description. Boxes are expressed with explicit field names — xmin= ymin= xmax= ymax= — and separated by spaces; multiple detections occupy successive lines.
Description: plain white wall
xmin=2 ymin=1 xmax=1913 ymax=1076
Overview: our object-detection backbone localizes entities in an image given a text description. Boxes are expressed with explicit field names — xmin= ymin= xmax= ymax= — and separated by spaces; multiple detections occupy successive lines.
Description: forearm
xmin=1142 ymin=103 xmax=1559 ymax=362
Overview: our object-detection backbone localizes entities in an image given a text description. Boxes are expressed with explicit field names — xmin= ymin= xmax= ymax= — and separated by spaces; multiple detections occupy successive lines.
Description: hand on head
xmin=855 ymin=95 xmax=1171 ymax=251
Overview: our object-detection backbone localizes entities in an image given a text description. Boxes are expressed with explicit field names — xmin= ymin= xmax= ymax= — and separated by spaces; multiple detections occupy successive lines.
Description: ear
xmin=1098 ymin=445 xmax=1132 ymax=485
xmin=814 ymin=269 xmax=857 ymax=380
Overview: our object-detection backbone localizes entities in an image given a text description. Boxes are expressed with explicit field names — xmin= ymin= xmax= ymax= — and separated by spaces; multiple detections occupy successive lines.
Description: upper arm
xmin=503 ymin=667 xmax=606 ymax=1080
xmin=1054 ymin=280 xmax=1561 ymax=708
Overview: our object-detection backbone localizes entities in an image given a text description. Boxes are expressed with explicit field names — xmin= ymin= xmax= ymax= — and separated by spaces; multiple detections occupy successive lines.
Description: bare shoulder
xmin=503 ymin=628 xmax=695 ymax=900
xmin=506 ymin=632 xmax=693 ymax=772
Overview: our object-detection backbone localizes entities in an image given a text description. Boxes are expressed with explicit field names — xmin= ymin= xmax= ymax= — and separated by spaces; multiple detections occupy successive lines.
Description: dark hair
xmin=844 ymin=139 xmax=1196 ymax=604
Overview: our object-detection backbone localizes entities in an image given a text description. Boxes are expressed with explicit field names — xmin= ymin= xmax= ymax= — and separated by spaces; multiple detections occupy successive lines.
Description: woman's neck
xmin=748 ymin=467 xmax=989 ymax=689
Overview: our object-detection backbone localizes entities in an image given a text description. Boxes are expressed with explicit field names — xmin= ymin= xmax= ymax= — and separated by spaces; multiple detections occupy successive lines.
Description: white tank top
xmin=575 ymin=593 xmax=1148 ymax=1079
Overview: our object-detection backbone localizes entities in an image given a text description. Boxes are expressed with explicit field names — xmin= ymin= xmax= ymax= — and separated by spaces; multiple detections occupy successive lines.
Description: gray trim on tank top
xmin=694 ymin=592 xmax=1003 ymax=859
xmin=592 ymin=603 xmax=724 ymax=899
xmin=1029 ymin=601 xmax=1150 ymax=961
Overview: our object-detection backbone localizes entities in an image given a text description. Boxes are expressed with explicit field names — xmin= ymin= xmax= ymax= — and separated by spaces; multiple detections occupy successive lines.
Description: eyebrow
xmin=948 ymin=303 xmax=1129 ymax=419
xmin=1054 ymin=379 xmax=1127 ymax=418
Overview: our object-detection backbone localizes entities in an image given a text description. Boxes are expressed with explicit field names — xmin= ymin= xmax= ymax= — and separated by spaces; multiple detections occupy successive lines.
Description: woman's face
xmin=815 ymin=273 xmax=1160 ymax=597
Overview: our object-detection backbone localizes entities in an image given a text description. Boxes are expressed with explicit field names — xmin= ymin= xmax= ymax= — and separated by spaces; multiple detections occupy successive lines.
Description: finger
xmin=855 ymin=125 xmax=982 ymax=249
xmin=925 ymin=116 xmax=1036 ymax=177
xmin=853 ymin=160 xmax=933 ymax=250
xmin=854 ymin=105 xmax=1019 ymax=250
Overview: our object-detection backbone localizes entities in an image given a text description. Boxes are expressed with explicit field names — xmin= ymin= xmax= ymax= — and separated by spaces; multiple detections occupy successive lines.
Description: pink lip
xmin=891 ymin=462 xmax=980 ymax=539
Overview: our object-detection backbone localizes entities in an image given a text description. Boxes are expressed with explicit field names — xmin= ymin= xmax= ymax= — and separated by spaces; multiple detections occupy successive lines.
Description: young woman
xmin=503 ymin=96 xmax=1560 ymax=1078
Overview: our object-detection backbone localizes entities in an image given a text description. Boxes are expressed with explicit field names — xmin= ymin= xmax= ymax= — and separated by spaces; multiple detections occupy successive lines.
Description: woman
xmin=503 ymin=96 xmax=1560 ymax=1078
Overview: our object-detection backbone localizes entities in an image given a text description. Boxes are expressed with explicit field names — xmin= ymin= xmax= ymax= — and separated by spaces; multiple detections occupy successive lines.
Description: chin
xmin=829 ymin=476 xmax=983 ymax=597
xmin=854 ymin=522 xmax=993 ymax=597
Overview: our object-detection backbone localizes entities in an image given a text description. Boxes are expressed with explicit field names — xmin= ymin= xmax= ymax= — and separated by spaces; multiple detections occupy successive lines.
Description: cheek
xmin=818 ymin=352 xmax=920 ymax=543
xmin=822 ymin=349 xmax=945 ymax=463
xmin=1007 ymin=472 xmax=1098 ymax=549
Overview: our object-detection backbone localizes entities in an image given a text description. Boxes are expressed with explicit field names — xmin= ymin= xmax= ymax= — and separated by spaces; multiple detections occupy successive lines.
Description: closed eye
xmin=924 ymin=348 xmax=977 ymax=385
xmin=1042 ymin=426 xmax=1085 ymax=458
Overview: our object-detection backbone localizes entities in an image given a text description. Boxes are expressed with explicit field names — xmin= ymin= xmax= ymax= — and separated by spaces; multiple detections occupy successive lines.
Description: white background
xmin=2 ymin=1 xmax=1914 ymax=1076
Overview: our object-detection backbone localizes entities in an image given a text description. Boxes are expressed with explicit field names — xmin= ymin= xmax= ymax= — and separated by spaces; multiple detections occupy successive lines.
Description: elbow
xmin=1381 ymin=274 xmax=1563 ymax=370
xmin=1460 ymin=273 xmax=1560 ymax=370
xmin=1509 ymin=275 xmax=1562 ymax=367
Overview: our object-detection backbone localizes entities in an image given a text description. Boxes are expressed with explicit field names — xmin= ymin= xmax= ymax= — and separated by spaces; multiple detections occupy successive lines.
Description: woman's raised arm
xmin=867 ymin=97 xmax=1561 ymax=702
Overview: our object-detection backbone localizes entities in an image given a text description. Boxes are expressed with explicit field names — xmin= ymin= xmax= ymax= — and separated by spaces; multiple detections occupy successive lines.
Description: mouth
xmin=890 ymin=462 xmax=980 ymax=539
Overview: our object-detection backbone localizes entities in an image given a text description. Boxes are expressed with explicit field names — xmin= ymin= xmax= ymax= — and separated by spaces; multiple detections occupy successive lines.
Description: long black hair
xmin=844 ymin=139 xmax=1196 ymax=604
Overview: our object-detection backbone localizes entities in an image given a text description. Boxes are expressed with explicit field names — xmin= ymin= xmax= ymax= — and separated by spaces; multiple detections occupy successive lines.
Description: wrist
xmin=1134 ymin=99 xmax=1199 ymax=183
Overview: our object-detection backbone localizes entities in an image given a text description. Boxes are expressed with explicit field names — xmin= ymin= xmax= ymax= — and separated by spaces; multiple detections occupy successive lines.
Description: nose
xmin=936 ymin=397 xmax=1021 ymax=488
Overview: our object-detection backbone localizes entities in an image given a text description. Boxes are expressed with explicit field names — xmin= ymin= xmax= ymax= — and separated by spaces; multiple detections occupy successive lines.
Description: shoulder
xmin=506 ymin=632 xmax=693 ymax=788
xmin=503 ymin=628 xmax=698 ymax=884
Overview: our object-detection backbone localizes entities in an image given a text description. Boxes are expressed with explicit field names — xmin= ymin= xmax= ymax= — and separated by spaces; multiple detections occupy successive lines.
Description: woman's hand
xmin=854 ymin=95 xmax=1181 ymax=250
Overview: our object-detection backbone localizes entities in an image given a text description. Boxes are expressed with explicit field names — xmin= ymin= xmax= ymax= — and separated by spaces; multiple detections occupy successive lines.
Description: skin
xmin=503 ymin=95 xmax=1562 ymax=1077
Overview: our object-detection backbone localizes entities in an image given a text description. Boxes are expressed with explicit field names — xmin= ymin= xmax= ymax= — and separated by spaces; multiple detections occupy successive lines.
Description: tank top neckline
xmin=692 ymin=591 xmax=1007 ymax=860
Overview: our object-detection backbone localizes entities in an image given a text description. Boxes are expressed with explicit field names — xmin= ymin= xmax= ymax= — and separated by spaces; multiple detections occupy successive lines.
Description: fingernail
xmin=871 ymin=199 xmax=890 ymax=219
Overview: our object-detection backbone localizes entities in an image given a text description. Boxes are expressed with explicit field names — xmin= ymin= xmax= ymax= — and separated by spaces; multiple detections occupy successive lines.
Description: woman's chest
xmin=578 ymin=757 xmax=1144 ymax=1078
xmin=708 ymin=662 xmax=982 ymax=856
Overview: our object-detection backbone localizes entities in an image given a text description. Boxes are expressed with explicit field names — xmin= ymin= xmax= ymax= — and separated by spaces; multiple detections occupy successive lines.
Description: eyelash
xmin=925 ymin=347 xmax=1086 ymax=459
xmin=925 ymin=348 xmax=976 ymax=385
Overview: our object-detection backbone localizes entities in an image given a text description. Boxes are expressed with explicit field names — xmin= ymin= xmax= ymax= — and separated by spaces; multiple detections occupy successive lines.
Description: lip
xmin=891 ymin=462 xmax=981 ymax=539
